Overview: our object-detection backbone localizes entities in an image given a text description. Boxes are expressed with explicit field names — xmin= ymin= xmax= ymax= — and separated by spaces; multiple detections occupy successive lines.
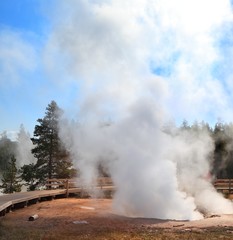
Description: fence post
xmin=229 ymin=179 xmax=231 ymax=194
xmin=65 ymin=179 xmax=69 ymax=198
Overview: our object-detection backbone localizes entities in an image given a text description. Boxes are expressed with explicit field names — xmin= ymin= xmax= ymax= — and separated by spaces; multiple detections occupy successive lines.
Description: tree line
xmin=1 ymin=100 xmax=233 ymax=194
xmin=178 ymin=120 xmax=233 ymax=179
xmin=0 ymin=101 xmax=76 ymax=193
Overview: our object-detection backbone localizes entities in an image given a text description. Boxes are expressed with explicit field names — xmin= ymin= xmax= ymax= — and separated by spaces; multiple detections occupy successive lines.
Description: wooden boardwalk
xmin=1 ymin=178 xmax=231 ymax=217
xmin=0 ymin=182 xmax=115 ymax=217
xmin=0 ymin=189 xmax=66 ymax=216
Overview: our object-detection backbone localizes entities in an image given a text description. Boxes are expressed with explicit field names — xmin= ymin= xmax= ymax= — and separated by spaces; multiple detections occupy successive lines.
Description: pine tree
xmin=0 ymin=155 xmax=21 ymax=193
xmin=0 ymin=132 xmax=17 ymax=173
xmin=20 ymin=163 xmax=39 ymax=191
xmin=31 ymin=100 xmax=76 ymax=183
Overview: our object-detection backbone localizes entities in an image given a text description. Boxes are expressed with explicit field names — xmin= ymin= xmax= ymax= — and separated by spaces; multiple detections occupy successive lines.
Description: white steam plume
xmin=16 ymin=124 xmax=35 ymax=167
xmin=47 ymin=0 xmax=233 ymax=220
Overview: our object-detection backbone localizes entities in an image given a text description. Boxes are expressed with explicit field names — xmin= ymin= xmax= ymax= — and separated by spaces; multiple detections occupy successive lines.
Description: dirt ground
xmin=1 ymin=197 xmax=233 ymax=239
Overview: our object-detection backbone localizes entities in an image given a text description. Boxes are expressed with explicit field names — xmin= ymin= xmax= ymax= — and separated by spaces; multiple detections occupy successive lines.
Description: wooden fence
xmin=214 ymin=179 xmax=233 ymax=198
xmin=46 ymin=177 xmax=113 ymax=197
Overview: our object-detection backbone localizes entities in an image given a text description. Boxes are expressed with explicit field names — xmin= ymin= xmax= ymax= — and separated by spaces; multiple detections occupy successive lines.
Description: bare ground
xmin=1 ymin=198 xmax=233 ymax=239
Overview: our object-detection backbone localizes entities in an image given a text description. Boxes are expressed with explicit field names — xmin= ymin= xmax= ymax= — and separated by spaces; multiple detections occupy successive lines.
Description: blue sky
xmin=0 ymin=0 xmax=47 ymax=136
xmin=0 ymin=0 xmax=78 ymax=138
xmin=1 ymin=0 xmax=233 ymax=139
xmin=0 ymin=0 xmax=49 ymax=32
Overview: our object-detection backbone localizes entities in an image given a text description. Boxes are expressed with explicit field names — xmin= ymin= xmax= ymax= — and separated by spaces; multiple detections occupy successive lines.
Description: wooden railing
xmin=46 ymin=177 xmax=113 ymax=197
xmin=46 ymin=179 xmax=70 ymax=197
xmin=46 ymin=179 xmax=68 ymax=189
xmin=96 ymin=177 xmax=113 ymax=188
xmin=214 ymin=179 xmax=233 ymax=196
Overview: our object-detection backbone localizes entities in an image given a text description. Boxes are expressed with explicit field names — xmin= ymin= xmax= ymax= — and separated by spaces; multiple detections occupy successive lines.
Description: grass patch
xmin=0 ymin=221 xmax=233 ymax=240
xmin=0 ymin=221 xmax=44 ymax=240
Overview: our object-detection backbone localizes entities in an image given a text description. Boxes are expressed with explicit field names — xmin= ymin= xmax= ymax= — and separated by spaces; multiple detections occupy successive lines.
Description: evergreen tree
xmin=0 ymin=132 xmax=17 ymax=173
xmin=191 ymin=121 xmax=200 ymax=132
xmin=0 ymin=155 xmax=21 ymax=193
xmin=200 ymin=121 xmax=212 ymax=133
xmin=214 ymin=122 xmax=233 ymax=179
xmin=180 ymin=119 xmax=190 ymax=130
xmin=31 ymin=100 xmax=76 ymax=183
xmin=212 ymin=121 xmax=229 ymax=178
xmin=20 ymin=163 xmax=39 ymax=191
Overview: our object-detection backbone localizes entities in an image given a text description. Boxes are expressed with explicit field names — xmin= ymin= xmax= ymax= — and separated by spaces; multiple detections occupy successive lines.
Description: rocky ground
xmin=1 ymin=198 xmax=233 ymax=239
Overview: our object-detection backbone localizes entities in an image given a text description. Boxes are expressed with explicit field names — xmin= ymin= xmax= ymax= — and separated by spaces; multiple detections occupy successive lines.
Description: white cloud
xmin=0 ymin=29 xmax=37 ymax=87
xmin=44 ymin=0 xmax=233 ymax=122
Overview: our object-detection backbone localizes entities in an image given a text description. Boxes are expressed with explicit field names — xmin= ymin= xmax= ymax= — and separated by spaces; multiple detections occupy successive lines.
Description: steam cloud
xmin=16 ymin=125 xmax=35 ymax=167
xmin=46 ymin=0 xmax=233 ymax=220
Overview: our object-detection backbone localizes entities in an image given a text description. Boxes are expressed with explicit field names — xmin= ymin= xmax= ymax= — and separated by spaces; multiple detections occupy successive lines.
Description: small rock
xmin=73 ymin=220 xmax=88 ymax=224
